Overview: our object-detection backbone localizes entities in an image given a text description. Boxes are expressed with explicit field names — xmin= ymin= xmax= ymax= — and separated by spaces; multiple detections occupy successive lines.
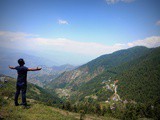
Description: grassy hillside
xmin=0 ymin=75 xmax=76 ymax=120
xmin=0 ymin=74 xmax=119 ymax=120
xmin=0 ymin=101 xmax=78 ymax=120
xmin=0 ymin=75 xmax=61 ymax=107
xmin=1 ymin=100 xmax=120 ymax=120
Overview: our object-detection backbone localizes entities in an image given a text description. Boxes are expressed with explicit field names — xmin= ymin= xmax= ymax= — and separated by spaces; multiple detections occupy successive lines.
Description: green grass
xmin=0 ymin=98 xmax=121 ymax=120
xmin=0 ymin=75 xmax=119 ymax=120
xmin=0 ymin=99 xmax=78 ymax=120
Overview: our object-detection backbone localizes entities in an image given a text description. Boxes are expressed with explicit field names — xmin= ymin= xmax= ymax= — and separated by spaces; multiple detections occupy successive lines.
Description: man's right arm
xmin=28 ymin=67 xmax=42 ymax=71
xmin=8 ymin=66 xmax=16 ymax=69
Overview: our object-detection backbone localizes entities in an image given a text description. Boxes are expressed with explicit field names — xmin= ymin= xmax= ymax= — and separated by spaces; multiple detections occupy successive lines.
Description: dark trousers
xmin=15 ymin=84 xmax=27 ymax=105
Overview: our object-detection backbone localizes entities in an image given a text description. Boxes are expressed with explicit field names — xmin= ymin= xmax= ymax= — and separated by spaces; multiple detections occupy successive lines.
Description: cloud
xmin=121 ymin=0 xmax=135 ymax=3
xmin=128 ymin=36 xmax=160 ymax=48
xmin=106 ymin=0 xmax=134 ymax=4
xmin=106 ymin=0 xmax=119 ymax=4
xmin=0 ymin=31 xmax=160 ymax=58
xmin=156 ymin=20 xmax=160 ymax=26
xmin=0 ymin=31 xmax=108 ymax=55
xmin=58 ymin=19 xmax=68 ymax=25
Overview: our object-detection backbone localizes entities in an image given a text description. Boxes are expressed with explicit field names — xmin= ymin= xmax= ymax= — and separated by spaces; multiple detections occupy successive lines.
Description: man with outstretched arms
xmin=9 ymin=58 xmax=42 ymax=106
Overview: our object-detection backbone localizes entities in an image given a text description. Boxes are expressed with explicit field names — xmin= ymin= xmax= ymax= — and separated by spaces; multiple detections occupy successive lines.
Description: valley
xmin=46 ymin=46 xmax=160 ymax=119
xmin=1 ymin=46 xmax=160 ymax=120
xmin=1 ymin=0 xmax=160 ymax=119
xmin=47 ymin=46 xmax=160 ymax=104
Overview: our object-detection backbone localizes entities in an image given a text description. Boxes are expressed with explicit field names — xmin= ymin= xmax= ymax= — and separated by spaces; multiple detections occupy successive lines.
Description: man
xmin=9 ymin=58 xmax=42 ymax=106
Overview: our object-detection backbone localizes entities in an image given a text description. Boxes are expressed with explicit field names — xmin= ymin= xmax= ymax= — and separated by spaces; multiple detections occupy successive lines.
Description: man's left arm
xmin=28 ymin=67 xmax=42 ymax=71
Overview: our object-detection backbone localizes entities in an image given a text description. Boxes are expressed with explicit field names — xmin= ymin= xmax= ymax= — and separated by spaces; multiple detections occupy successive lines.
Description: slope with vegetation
xmin=45 ymin=46 xmax=160 ymax=119
xmin=1 ymin=46 xmax=160 ymax=120
xmin=47 ymin=46 xmax=150 ymax=89
xmin=0 ymin=74 xmax=61 ymax=106
xmin=28 ymin=64 xmax=76 ymax=87
xmin=0 ymin=74 xmax=119 ymax=120
xmin=75 ymin=46 xmax=160 ymax=104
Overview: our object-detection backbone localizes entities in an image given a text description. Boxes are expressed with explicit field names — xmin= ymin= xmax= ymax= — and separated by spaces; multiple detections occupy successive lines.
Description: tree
xmin=80 ymin=110 xmax=85 ymax=120
xmin=73 ymin=105 xmax=78 ymax=113
xmin=65 ymin=101 xmax=71 ymax=111
xmin=95 ymin=103 xmax=101 ymax=116
xmin=122 ymin=104 xmax=138 ymax=120
xmin=102 ymin=106 xmax=107 ymax=116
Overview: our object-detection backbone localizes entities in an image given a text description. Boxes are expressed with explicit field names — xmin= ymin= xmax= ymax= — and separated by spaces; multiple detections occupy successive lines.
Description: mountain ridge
xmin=46 ymin=46 xmax=150 ymax=89
xmin=46 ymin=46 xmax=160 ymax=105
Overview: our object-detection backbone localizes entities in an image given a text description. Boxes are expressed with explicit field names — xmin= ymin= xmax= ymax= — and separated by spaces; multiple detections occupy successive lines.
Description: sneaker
xmin=15 ymin=103 xmax=19 ymax=106
xmin=20 ymin=103 xmax=27 ymax=106
xmin=23 ymin=104 xmax=30 ymax=109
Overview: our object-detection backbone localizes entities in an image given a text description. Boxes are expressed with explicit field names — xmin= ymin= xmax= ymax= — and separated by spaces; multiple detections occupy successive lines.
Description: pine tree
xmin=102 ymin=106 xmax=107 ymax=116
xmin=80 ymin=110 xmax=85 ymax=120
xmin=95 ymin=103 xmax=101 ymax=116
xmin=65 ymin=101 xmax=71 ymax=111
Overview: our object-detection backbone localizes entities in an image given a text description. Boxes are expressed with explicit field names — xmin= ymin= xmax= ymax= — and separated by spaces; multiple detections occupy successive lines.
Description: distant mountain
xmin=52 ymin=64 xmax=76 ymax=71
xmin=0 ymin=49 xmax=57 ymax=76
xmin=28 ymin=64 xmax=76 ymax=87
xmin=0 ymin=48 xmax=76 ymax=87
xmin=46 ymin=46 xmax=160 ymax=104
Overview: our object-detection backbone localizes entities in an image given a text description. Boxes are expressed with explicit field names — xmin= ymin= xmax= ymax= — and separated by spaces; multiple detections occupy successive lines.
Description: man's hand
xmin=8 ymin=65 xmax=15 ymax=69
xmin=37 ymin=67 xmax=42 ymax=70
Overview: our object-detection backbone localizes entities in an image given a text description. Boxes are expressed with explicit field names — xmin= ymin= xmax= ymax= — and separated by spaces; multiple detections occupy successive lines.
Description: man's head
xmin=18 ymin=58 xmax=25 ymax=66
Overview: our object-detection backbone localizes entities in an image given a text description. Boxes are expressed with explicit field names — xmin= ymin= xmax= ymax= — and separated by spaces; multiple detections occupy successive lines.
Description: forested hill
xmin=77 ymin=46 xmax=160 ymax=103
xmin=117 ymin=46 xmax=160 ymax=103
xmin=46 ymin=46 xmax=160 ymax=104
xmin=81 ymin=46 xmax=149 ymax=72
xmin=46 ymin=46 xmax=150 ymax=89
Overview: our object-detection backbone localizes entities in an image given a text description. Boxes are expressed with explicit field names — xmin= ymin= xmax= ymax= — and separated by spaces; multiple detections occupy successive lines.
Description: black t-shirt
xmin=15 ymin=66 xmax=28 ymax=85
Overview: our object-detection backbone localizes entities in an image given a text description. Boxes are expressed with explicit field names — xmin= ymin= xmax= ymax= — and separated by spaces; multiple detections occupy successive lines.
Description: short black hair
xmin=18 ymin=58 xmax=25 ymax=66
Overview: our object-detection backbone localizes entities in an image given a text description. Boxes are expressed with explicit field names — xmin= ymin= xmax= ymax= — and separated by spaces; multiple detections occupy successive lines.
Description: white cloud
xmin=58 ymin=19 xmax=68 ymax=25
xmin=106 ymin=0 xmax=119 ymax=4
xmin=128 ymin=36 xmax=160 ymax=48
xmin=106 ymin=0 xmax=134 ymax=4
xmin=29 ymin=37 xmax=111 ymax=55
xmin=121 ymin=0 xmax=135 ymax=3
xmin=156 ymin=20 xmax=160 ymax=26
xmin=0 ymin=31 xmax=160 ymax=57
xmin=0 ymin=31 xmax=107 ymax=55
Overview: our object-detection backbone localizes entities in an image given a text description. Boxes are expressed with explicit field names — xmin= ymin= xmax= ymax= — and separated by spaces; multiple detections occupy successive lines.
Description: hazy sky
xmin=0 ymin=0 xmax=160 ymax=65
